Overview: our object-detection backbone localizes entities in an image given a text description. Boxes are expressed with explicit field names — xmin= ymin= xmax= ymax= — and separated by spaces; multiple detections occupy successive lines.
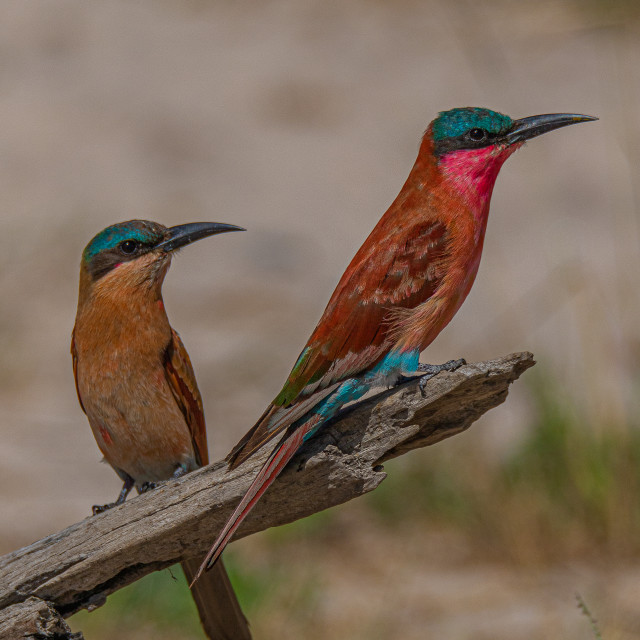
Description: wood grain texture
xmin=0 ymin=352 xmax=534 ymax=630
xmin=0 ymin=597 xmax=84 ymax=639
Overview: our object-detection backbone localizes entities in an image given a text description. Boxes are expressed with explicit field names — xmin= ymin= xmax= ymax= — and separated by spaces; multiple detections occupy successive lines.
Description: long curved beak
xmin=506 ymin=113 xmax=598 ymax=144
xmin=156 ymin=222 xmax=245 ymax=253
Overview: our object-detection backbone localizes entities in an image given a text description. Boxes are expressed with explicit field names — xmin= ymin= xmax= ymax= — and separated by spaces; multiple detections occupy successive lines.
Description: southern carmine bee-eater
xmin=193 ymin=107 xmax=597 ymax=582
xmin=72 ymin=220 xmax=251 ymax=640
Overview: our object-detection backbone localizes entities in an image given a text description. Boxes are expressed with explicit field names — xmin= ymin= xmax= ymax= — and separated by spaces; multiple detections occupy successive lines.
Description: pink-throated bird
xmin=193 ymin=107 xmax=597 ymax=582
xmin=72 ymin=220 xmax=251 ymax=640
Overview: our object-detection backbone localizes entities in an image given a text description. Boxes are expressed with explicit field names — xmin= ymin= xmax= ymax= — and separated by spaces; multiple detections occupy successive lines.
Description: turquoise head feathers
xmin=83 ymin=221 xmax=165 ymax=263
xmin=432 ymin=108 xmax=513 ymax=141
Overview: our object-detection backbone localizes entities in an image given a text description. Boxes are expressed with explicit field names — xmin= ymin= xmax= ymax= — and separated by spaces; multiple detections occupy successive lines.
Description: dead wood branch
xmin=0 ymin=596 xmax=84 ymax=639
xmin=0 ymin=352 xmax=534 ymax=636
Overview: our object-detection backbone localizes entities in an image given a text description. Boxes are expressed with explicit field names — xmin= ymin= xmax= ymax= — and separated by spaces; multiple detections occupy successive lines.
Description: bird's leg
xmin=395 ymin=358 xmax=466 ymax=391
xmin=138 ymin=481 xmax=157 ymax=493
xmin=417 ymin=358 xmax=466 ymax=377
xmin=136 ymin=466 xmax=186 ymax=497
xmin=172 ymin=463 xmax=188 ymax=479
xmin=417 ymin=358 xmax=466 ymax=394
xmin=92 ymin=473 xmax=135 ymax=515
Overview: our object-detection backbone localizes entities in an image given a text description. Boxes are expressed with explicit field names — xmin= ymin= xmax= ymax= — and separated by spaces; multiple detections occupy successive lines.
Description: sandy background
xmin=0 ymin=1 xmax=638 ymax=637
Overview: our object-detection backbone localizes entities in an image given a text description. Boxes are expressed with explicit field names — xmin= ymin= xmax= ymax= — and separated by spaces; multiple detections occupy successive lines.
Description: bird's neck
xmin=436 ymin=142 xmax=520 ymax=237
xmin=379 ymin=135 xmax=515 ymax=255
xmin=74 ymin=262 xmax=172 ymax=355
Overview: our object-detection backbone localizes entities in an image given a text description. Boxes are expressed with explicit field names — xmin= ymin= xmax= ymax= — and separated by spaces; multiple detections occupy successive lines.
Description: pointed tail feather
xmin=226 ymin=383 xmax=341 ymax=470
xmin=181 ymin=557 xmax=251 ymax=640
xmin=192 ymin=421 xmax=317 ymax=585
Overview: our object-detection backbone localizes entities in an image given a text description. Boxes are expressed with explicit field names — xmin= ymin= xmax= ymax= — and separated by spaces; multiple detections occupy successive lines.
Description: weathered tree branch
xmin=0 ymin=597 xmax=84 ymax=639
xmin=0 ymin=352 xmax=534 ymax=637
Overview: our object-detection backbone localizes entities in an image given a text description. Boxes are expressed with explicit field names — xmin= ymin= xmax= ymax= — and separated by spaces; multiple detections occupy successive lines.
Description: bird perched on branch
xmin=193 ymin=107 xmax=597 ymax=582
xmin=72 ymin=220 xmax=251 ymax=640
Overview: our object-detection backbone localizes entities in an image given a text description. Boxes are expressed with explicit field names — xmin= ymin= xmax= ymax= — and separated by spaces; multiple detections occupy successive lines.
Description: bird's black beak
xmin=156 ymin=222 xmax=245 ymax=253
xmin=506 ymin=113 xmax=598 ymax=145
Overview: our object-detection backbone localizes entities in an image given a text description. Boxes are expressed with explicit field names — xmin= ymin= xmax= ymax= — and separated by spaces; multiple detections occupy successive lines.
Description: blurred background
xmin=0 ymin=0 xmax=637 ymax=638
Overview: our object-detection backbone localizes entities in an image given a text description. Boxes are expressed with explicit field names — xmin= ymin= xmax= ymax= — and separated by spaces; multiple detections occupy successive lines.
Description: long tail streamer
xmin=191 ymin=422 xmax=314 ymax=585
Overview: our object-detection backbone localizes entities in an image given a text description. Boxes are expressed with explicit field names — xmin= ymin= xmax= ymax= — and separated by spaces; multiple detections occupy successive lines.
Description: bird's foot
xmin=139 ymin=481 xmax=157 ymax=493
xmin=91 ymin=474 xmax=134 ymax=515
xmin=418 ymin=358 xmax=466 ymax=395
xmin=418 ymin=358 xmax=466 ymax=376
xmin=92 ymin=502 xmax=116 ymax=515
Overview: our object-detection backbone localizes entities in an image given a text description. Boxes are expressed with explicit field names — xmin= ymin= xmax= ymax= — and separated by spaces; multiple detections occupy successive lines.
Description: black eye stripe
xmin=434 ymin=127 xmax=504 ymax=156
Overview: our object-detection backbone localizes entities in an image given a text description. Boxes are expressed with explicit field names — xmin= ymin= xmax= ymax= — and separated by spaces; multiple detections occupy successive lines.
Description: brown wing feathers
xmin=163 ymin=329 xmax=209 ymax=466
xmin=226 ymin=219 xmax=451 ymax=469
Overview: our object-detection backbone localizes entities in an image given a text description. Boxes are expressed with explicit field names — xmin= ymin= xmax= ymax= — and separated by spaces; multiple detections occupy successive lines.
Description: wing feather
xmin=70 ymin=329 xmax=86 ymax=414
xmin=227 ymin=218 xmax=451 ymax=468
xmin=163 ymin=329 xmax=209 ymax=466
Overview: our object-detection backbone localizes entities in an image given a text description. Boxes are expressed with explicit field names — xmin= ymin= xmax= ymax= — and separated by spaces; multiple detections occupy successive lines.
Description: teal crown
xmin=83 ymin=221 xmax=165 ymax=262
xmin=432 ymin=107 xmax=513 ymax=141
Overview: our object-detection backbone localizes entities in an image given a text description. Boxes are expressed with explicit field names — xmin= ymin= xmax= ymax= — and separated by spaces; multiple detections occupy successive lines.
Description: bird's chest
xmin=77 ymin=345 xmax=195 ymax=481
xmin=74 ymin=310 xmax=195 ymax=481
xmin=76 ymin=330 xmax=174 ymax=436
xmin=79 ymin=345 xmax=166 ymax=410
xmin=75 ymin=309 xmax=171 ymax=405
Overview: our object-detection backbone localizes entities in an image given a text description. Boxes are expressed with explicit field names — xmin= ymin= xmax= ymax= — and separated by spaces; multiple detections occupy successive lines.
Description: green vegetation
xmin=366 ymin=369 xmax=640 ymax=563
xmin=576 ymin=594 xmax=604 ymax=640
xmin=69 ymin=542 xmax=322 ymax=639
xmin=70 ymin=567 xmax=204 ymax=639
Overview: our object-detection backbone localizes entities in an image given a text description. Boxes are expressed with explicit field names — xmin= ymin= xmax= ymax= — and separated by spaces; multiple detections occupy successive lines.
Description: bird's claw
xmin=417 ymin=358 xmax=467 ymax=395
xmin=92 ymin=502 xmax=116 ymax=515
xmin=91 ymin=475 xmax=134 ymax=515
xmin=417 ymin=358 xmax=466 ymax=375
xmin=139 ymin=481 xmax=157 ymax=493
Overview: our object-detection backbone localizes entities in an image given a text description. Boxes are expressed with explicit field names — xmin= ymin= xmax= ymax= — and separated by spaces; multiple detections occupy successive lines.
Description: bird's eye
xmin=120 ymin=240 xmax=139 ymax=255
xmin=468 ymin=128 xmax=487 ymax=141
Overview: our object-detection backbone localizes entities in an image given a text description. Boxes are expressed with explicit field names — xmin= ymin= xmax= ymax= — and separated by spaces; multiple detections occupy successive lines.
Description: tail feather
xmin=192 ymin=422 xmax=316 ymax=585
xmin=226 ymin=383 xmax=341 ymax=470
xmin=181 ymin=557 xmax=251 ymax=640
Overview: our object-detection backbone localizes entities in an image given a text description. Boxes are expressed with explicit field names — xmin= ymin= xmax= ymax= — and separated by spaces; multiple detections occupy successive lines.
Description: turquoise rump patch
xmin=301 ymin=348 xmax=420 ymax=441
xmin=368 ymin=349 xmax=420 ymax=378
